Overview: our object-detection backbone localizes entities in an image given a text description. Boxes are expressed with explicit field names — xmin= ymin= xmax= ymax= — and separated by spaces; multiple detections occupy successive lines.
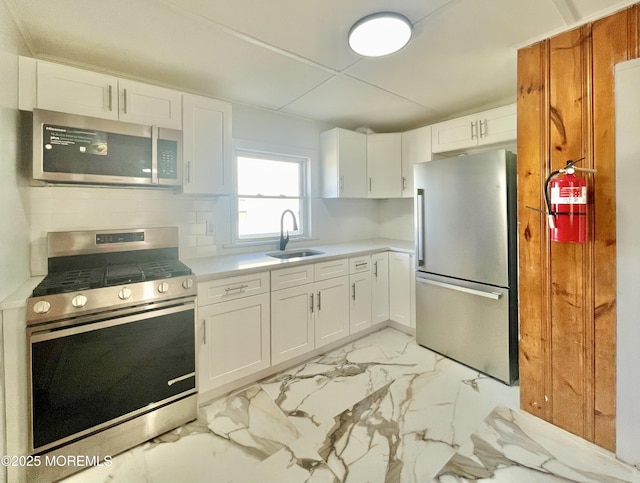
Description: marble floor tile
xmin=60 ymin=327 xmax=636 ymax=483
xmin=434 ymin=405 xmax=640 ymax=483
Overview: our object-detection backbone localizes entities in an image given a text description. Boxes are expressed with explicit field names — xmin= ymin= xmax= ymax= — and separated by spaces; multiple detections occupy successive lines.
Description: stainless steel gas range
xmin=26 ymin=227 xmax=197 ymax=482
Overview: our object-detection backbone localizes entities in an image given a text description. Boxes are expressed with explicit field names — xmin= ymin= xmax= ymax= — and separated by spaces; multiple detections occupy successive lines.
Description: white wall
xmin=0 ymin=2 xmax=29 ymax=299
xmin=378 ymin=198 xmax=414 ymax=241
xmin=0 ymin=1 xmax=29 ymax=478
xmin=614 ymin=59 xmax=640 ymax=467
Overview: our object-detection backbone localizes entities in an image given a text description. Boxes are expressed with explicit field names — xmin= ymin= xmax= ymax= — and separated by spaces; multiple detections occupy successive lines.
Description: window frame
xmin=231 ymin=141 xmax=312 ymax=246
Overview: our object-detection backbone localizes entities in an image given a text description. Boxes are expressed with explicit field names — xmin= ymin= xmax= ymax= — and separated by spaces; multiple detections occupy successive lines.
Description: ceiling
xmin=5 ymin=0 xmax=637 ymax=132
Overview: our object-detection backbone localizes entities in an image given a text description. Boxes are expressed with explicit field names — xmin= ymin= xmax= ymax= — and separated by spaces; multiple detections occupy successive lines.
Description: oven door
xmin=28 ymin=301 xmax=196 ymax=453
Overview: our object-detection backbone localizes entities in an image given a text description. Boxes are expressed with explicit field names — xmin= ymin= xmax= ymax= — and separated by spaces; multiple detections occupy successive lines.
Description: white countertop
xmin=1 ymin=238 xmax=414 ymax=309
xmin=185 ymin=238 xmax=414 ymax=281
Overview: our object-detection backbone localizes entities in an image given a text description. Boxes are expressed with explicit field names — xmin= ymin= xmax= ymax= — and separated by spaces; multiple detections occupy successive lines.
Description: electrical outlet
xmin=206 ymin=220 xmax=216 ymax=236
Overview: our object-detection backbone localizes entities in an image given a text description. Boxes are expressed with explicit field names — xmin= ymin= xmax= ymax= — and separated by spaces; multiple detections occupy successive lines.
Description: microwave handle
xmin=151 ymin=126 xmax=158 ymax=184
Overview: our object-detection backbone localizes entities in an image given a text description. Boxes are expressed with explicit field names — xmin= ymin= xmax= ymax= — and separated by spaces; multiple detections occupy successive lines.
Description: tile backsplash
xmin=29 ymin=186 xmax=217 ymax=275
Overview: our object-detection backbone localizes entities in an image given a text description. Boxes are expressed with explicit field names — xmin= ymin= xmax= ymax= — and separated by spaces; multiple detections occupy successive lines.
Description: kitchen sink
xmin=267 ymin=249 xmax=325 ymax=260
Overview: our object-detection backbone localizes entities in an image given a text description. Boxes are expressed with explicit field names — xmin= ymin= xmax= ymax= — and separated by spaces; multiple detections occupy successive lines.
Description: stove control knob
xmin=118 ymin=287 xmax=132 ymax=300
xmin=158 ymin=282 xmax=170 ymax=294
xmin=72 ymin=294 xmax=88 ymax=308
xmin=33 ymin=300 xmax=51 ymax=314
xmin=182 ymin=278 xmax=194 ymax=289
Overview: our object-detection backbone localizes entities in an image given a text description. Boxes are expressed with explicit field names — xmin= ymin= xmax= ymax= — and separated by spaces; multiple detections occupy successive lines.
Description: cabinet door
xmin=271 ymin=284 xmax=314 ymax=365
xmin=389 ymin=252 xmax=412 ymax=327
xmin=320 ymin=128 xmax=367 ymax=198
xmin=401 ymin=126 xmax=432 ymax=198
xmin=367 ymin=133 xmax=402 ymax=198
xmin=349 ymin=271 xmax=372 ymax=334
xmin=36 ymin=61 xmax=118 ymax=120
xmin=477 ymin=104 xmax=516 ymax=147
xmin=118 ymin=79 xmax=182 ymax=129
xmin=431 ymin=113 xmax=478 ymax=153
xmin=315 ymin=277 xmax=350 ymax=348
xmin=371 ymin=252 xmax=389 ymax=325
xmin=199 ymin=294 xmax=270 ymax=393
xmin=182 ymin=94 xmax=233 ymax=194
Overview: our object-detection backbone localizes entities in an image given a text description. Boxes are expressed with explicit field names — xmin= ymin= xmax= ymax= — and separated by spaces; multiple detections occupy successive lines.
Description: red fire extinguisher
xmin=543 ymin=159 xmax=596 ymax=243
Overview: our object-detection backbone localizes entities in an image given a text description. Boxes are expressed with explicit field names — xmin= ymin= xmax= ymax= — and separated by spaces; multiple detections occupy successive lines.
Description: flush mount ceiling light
xmin=348 ymin=12 xmax=413 ymax=57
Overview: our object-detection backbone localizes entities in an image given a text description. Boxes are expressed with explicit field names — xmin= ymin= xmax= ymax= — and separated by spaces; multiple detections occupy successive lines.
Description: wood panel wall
xmin=517 ymin=4 xmax=640 ymax=451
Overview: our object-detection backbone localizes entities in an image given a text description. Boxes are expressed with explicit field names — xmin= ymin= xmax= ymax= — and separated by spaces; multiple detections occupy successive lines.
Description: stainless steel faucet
xmin=279 ymin=209 xmax=298 ymax=250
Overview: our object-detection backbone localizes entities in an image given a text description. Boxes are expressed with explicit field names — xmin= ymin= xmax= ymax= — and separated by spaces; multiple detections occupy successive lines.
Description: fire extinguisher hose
xmin=544 ymin=168 xmax=562 ymax=217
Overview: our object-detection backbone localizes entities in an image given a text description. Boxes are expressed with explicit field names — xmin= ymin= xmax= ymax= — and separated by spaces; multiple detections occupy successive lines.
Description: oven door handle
xmin=167 ymin=372 xmax=196 ymax=386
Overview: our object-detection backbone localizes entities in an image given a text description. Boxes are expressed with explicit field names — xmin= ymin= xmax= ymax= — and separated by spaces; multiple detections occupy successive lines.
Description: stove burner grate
xmin=33 ymin=269 xmax=104 ymax=296
xmin=140 ymin=260 xmax=192 ymax=280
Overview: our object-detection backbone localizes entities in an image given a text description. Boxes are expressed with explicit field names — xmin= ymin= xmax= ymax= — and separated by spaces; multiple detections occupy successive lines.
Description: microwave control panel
xmin=157 ymin=139 xmax=178 ymax=179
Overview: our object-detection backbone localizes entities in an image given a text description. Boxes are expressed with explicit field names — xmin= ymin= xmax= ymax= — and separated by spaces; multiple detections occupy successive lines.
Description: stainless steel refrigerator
xmin=414 ymin=149 xmax=518 ymax=384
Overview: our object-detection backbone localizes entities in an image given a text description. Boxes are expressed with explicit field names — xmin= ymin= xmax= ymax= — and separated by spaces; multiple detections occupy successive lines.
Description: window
xmin=234 ymin=148 xmax=309 ymax=243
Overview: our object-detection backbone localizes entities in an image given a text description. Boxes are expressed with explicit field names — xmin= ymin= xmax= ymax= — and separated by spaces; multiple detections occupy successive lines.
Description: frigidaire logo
xmin=45 ymin=126 xmax=66 ymax=132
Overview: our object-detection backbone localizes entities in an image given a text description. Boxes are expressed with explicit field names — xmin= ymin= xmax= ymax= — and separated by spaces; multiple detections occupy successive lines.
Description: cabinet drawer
xmin=271 ymin=264 xmax=315 ymax=291
xmin=198 ymin=272 xmax=269 ymax=305
xmin=314 ymin=258 xmax=349 ymax=281
xmin=349 ymin=255 xmax=371 ymax=274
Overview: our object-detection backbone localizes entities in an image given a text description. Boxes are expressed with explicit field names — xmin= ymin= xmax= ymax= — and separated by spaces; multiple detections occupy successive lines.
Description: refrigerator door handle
xmin=416 ymin=188 xmax=426 ymax=266
xmin=416 ymin=277 xmax=503 ymax=300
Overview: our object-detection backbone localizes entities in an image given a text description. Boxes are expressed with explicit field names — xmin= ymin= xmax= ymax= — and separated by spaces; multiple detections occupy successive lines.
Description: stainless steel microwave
xmin=32 ymin=109 xmax=182 ymax=187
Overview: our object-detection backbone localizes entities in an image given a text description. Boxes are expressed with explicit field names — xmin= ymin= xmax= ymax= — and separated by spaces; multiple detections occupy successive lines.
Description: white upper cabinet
xmin=367 ymin=133 xmax=402 ymax=199
xmin=117 ymin=79 xmax=182 ymax=129
xmin=36 ymin=60 xmax=119 ymax=121
xmin=182 ymin=94 xmax=233 ymax=195
xmin=401 ymin=125 xmax=432 ymax=198
xmin=320 ymin=128 xmax=367 ymax=198
xmin=431 ymin=103 xmax=516 ymax=153
xmin=22 ymin=58 xmax=182 ymax=129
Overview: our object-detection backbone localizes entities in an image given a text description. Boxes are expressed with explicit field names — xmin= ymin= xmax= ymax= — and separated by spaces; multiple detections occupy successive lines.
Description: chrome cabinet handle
xmin=369 ymin=178 xmax=372 ymax=192
xmin=186 ymin=161 xmax=191 ymax=183
xmin=352 ymin=283 xmax=356 ymax=300
xmin=310 ymin=293 xmax=314 ymax=313
xmin=225 ymin=284 xmax=248 ymax=293
xmin=123 ymin=88 xmax=128 ymax=114
xmin=470 ymin=121 xmax=476 ymax=139
xmin=374 ymin=261 xmax=378 ymax=277
xmin=402 ymin=176 xmax=406 ymax=190
xmin=340 ymin=175 xmax=344 ymax=191
xmin=202 ymin=320 xmax=206 ymax=345
xmin=108 ymin=85 xmax=113 ymax=111
xmin=355 ymin=262 xmax=368 ymax=269
xmin=317 ymin=291 xmax=321 ymax=311
xmin=479 ymin=119 xmax=486 ymax=138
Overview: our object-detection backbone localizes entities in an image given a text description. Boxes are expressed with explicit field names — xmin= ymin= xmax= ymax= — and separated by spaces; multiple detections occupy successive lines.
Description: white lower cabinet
xmin=198 ymin=292 xmax=270 ymax=394
xmin=271 ymin=283 xmax=316 ymax=365
xmin=315 ymin=276 xmax=350 ymax=348
xmin=271 ymin=260 xmax=350 ymax=365
xmin=371 ymin=252 xmax=390 ymax=325
xmin=349 ymin=255 xmax=372 ymax=334
xmin=196 ymin=249 xmax=415 ymax=396
xmin=350 ymin=271 xmax=372 ymax=334
xmin=389 ymin=252 xmax=413 ymax=327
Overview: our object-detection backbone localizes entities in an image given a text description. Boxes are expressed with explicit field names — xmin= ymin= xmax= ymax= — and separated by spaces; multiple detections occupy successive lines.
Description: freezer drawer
xmin=415 ymin=273 xmax=517 ymax=384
